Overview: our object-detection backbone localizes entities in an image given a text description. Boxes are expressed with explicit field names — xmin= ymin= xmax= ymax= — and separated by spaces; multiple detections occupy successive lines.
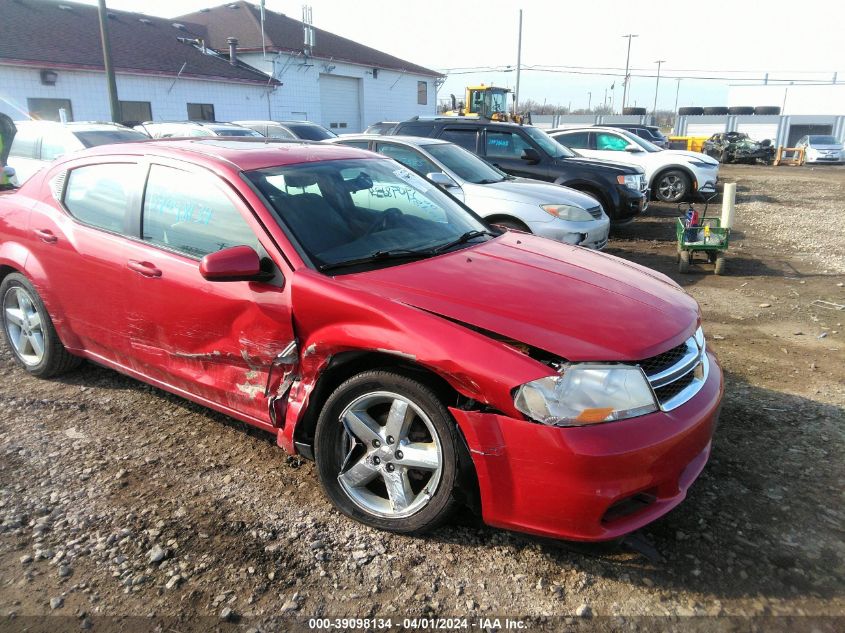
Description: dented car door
xmin=122 ymin=161 xmax=294 ymax=426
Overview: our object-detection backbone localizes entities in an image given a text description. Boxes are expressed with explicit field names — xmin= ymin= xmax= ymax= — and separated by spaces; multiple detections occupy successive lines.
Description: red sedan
xmin=0 ymin=139 xmax=723 ymax=540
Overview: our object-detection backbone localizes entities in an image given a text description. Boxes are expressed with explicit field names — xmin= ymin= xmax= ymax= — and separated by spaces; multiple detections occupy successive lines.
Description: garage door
xmin=320 ymin=75 xmax=361 ymax=133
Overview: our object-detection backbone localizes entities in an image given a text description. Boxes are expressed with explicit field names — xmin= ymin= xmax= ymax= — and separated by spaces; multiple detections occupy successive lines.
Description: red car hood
xmin=337 ymin=233 xmax=699 ymax=361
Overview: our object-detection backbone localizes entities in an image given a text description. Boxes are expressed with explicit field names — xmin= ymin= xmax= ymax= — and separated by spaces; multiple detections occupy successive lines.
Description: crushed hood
xmin=336 ymin=233 xmax=699 ymax=361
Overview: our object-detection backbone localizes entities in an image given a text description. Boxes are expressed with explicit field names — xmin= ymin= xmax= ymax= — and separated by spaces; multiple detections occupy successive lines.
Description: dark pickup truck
xmin=391 ymin=118 xmax=648 ymax=223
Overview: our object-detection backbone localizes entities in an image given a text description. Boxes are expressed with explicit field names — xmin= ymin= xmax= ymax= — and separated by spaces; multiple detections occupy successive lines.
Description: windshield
xmin=247 ymin=158 xmax=489 ymax=272
xmin=808 ymin=135 xmax=838 ymax=145
xmin=619 ymin=130 xmax=662 ymax=153
xmin=212 ymin=127 xmax=263 ymax=137
xmin=425 ymin=143 xmax=505 ymax=184
xmin=75 ymin=129 xmax=149 ymax=147
xmin=523 ymin=126 xmax=575 ymax=158
xmin=287 ymin=123 xmax=337 ymax=140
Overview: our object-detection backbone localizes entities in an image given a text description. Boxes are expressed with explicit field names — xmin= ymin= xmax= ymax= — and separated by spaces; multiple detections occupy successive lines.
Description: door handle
xmin=34 ymin=229 xmax=58 ymax=244
xmin=127 ymin=260 xmax=162 ymax=278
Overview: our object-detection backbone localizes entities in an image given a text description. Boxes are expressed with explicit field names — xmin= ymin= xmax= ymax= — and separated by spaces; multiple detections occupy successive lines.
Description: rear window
xmin=64 ymin=163 xmax=137 ymax=233
xmin=286 ymin=124 xmax=336 ymax=141
xmin=9 ymin=128 xmax=39 ymax=159
xmin=395 ymin=121 xmax=435 ymax=137
xmin=74 ymin=130 xmax=148 ymax=147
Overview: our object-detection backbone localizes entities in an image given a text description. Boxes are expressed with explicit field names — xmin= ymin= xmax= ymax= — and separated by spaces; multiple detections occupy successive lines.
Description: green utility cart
xmin=676 ymin=217 xmax=731 ymax=275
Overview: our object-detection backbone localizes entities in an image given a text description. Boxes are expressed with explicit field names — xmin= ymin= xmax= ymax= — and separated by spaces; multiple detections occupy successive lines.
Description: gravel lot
xmin=0 ymin=165 xmax=843 ymax=632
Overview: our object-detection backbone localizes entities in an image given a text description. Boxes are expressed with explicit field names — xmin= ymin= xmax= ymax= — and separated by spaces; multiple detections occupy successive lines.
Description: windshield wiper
xmin=318 ymin=249 xmax=434 ymax=272
xmin=432 ymin=230 xmax=493 ymax=254
xmin=476 ymin=178 xmax=504 ymax=184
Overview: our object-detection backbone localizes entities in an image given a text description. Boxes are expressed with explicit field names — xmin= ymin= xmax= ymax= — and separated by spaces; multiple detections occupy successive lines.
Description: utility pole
xmin=587 ymin=91 xmax=592 ymax=110
xmin=97 ymin=0 xmax=120 ymax=123
xmin=514 ymin=9 xmax=523 ymax=114
xmin=674 ymin=78 xmax=682 ymax=113
xmin=652 ymin=59 xmax=665 ymax=117
xmin=621 ymin=34 xmax=638 ymax=111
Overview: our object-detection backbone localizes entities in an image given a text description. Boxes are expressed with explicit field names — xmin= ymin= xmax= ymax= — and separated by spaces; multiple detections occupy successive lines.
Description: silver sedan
xmin=328 ymin=135 xmax=611 ymax=249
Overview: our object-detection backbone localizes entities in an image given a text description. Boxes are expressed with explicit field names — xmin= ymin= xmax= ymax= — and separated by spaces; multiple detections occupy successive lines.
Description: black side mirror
xmin=520 ymin=147 xmax=541 ymax=164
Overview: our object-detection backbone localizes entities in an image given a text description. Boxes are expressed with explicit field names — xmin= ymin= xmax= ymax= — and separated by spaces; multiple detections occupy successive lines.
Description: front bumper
xmin=451 ymin=350 xmax=723 ymax=541
xmin=614 ymin=185 xmax=647 ymax=222
xmin=805 ymin=152 xmax=843 ymax=164
xmin=532 ymin=215 xmax=611 ymax=250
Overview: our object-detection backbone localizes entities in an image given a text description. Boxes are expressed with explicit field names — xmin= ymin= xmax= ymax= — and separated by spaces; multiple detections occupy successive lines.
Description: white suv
xmin=8 ymin=121 xmax=148 ymax=185
xmin=550 ymin=126 xmax=720 ymax=203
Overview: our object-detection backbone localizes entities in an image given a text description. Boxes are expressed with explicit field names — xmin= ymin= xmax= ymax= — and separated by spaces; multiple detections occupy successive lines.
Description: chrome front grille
xmin=587 ymin=205 xmax=603 ymax=220
xmin=638 ymin=328 xmax=708 ymax=411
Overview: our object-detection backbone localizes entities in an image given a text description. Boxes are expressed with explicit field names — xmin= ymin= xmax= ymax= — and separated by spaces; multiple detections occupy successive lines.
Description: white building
xmin=0 ymin=0 xmax=279 ymax=123
xmin=0 ymin=0 xmax=442 ymax=132
xmin=177 ymin=1 xmax=442 ymax=133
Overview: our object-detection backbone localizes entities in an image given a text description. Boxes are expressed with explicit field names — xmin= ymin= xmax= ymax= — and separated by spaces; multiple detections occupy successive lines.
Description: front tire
xmin=314 ymin=370 xmax=461 ymax=534
xmin=654 ymin=170 xmax=691 ymax=203
xmin=0 ymin=273 xmax=81 ymax=377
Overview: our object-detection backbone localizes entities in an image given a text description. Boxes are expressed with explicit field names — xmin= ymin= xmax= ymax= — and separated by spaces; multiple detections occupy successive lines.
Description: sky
xmin=78 ymin=0 xmax=845 ymax=112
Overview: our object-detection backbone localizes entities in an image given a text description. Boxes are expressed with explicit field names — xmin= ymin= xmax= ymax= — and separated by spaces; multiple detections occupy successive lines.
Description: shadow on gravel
xmin=429 ymin=371 xmax=845 ymax=604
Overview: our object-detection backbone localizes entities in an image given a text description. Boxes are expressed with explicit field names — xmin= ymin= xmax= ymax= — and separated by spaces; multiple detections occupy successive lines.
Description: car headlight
xmin=687 ymin=159 xmax=717 ymax=168
xmin=616 ymin=174 xmax=642 ymax=190
xmin=514 ymin=364 xmax=657 ymax=427
xmin=540 ymin=204 xmax=595 ymax=222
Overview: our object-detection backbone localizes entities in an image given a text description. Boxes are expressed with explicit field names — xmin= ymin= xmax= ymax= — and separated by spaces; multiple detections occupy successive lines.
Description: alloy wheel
xmin=658 ymin=174 xmax=685 ymax=201
xmin=337 ymin=391 xmax=443 ymax=519
xmin=3 ymin=286 xmax=45 ymax=366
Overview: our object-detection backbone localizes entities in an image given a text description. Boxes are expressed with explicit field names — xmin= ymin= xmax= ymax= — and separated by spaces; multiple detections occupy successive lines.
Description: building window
xmin=187 ymin=103 xmax=215 ymax=122
xmin=119 ymin=101 xmax=152 ymax=124
xmin=27 ymin=98 xmax=73 ymax=122
xmin=417 ymin=81 xmax=428 ymax=106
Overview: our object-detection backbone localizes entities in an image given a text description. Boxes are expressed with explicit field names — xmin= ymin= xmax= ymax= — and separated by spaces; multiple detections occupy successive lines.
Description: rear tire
xmin=0 ymin=273 xmax=81 ymax=378
xmin=314 ymin=370 xmax=461 ymax=534
xmin=678 ymin=250 xmax=690 ymax=273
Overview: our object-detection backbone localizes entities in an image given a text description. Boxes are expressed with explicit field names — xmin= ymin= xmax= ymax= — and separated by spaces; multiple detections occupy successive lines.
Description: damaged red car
xmin=0 ymin=139 xmax=723 ymax=541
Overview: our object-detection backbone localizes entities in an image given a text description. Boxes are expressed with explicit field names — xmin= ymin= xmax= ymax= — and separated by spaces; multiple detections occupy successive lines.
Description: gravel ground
xmin=1 ymin=165 xmax=844 ymax=633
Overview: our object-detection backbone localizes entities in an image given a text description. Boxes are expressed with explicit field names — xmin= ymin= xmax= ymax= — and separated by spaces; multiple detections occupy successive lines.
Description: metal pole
xmin=721 ymin=182 xmax=736 ymax=229
xmin=621 ymin=34 xmax=637 ymax=111
xmin=97 ymin=0 xmax=120 ymax=123
xmin=652 ymin=60 xmax=665 ymax=116
xmin=514 ymin=9 xmax=522 ymax=114
xmin=587 ymin=91 xmax=592 ymax=110
xmin=674 ymin=78 xmax=681 ymax=113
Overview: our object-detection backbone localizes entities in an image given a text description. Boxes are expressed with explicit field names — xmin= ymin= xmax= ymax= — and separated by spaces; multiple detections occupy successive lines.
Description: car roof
xmin=72 ymin=137 xmax=378 ymax=172
xmin=399 ymin=117 xmax=527 ymax=129
xmin=14 ymin=121 xmax=134 ymax=132
xmin=335 ymin=135 xmax=449 ymax=147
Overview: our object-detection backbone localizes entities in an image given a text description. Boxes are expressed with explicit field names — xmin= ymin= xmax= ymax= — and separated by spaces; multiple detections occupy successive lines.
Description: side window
xmin=64 ymin=163 xmax=137 ymax=233
xmin=375 ymin=143 xmax=439 ymax=175
xmin=268 ymin=126 xmax=296 ymax=139
xmin=339 ymin=141 xmax=370 ymax=149
xmin=556 ymin=131 xmax=590 ymax=149
xmin=596 ymin=132 xmax=629 ymax=151
xmin=10 ymin=128 xmax=39 ymax=159
xmin=41 ymin=132 xmax=78 ymax=161
xmin=142 ymin=165 xmax=259 ymax=258
xmin=485 ymin=131 xmax=533 ymax=158
xmin=438 ymin=128 xmax=478 ymax=152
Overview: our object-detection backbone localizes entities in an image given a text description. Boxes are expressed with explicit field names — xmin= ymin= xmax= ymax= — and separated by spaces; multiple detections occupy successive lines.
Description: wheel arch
xmin=558 ymin=180 xmax=612 ymax=213
xmin=484 ymin=214 xmax=531 ymax=232
xmin=649 ymin=164 xmax=696 ymax=192
xmin=292 ymin=350 xmax=465 ymax=452
xmin=291 ymin=350 xmax=482 ymax=511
